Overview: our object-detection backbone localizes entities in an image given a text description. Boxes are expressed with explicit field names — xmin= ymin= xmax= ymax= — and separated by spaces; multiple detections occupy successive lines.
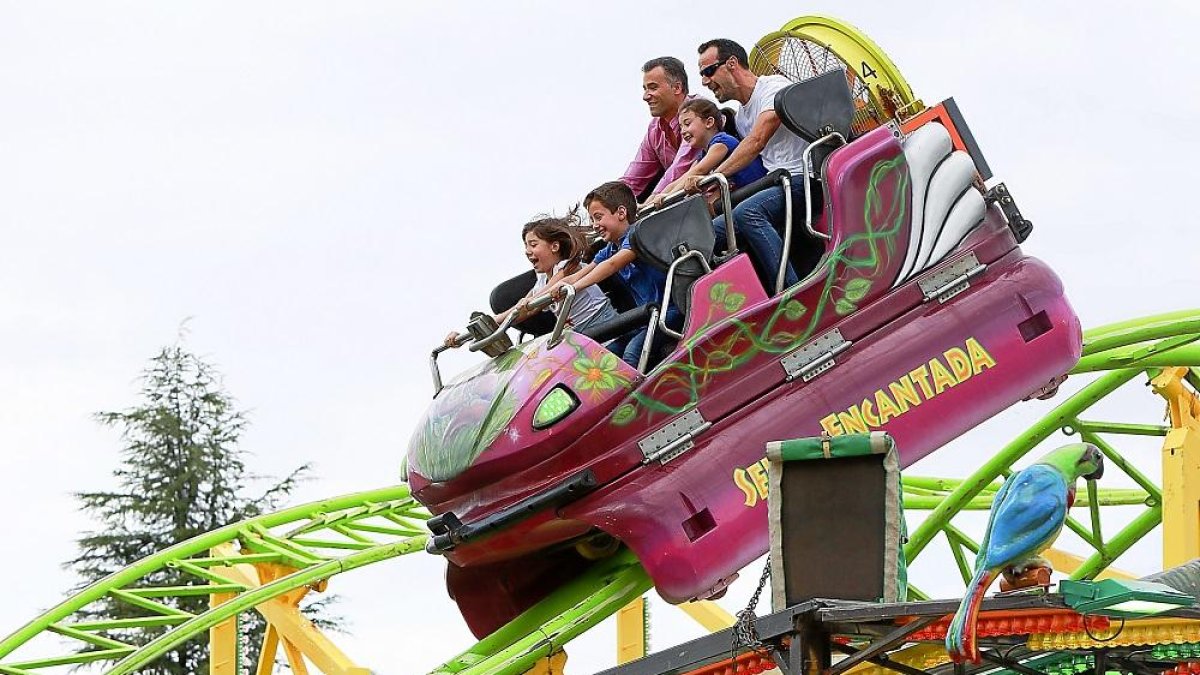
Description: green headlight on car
xmin=533 ymin=385 xmax=578 ymax=429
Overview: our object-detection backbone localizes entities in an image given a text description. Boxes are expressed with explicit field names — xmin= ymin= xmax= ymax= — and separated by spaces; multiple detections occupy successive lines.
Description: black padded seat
xmin=629 ymin=195 xmax=715 ymax=316
xmin=773 ymin=68 xmax=856 ymax=178
xmin=489 ymin=270 xmax=555 ymax=337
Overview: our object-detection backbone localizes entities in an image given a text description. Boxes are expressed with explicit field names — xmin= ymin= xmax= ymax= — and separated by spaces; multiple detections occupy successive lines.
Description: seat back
xmin=488 ymin=270 xmax=554 ymax=337
xmin=630 ymin=196 xmax=715 ymax=315
xmin=773 ymin=69 xmax=856 ymax=177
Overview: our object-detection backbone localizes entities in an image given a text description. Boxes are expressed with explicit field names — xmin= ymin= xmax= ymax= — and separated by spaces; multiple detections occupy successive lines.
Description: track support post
xmin=1155 ymin=367 xmax=1200 ymax=567
xmin=209 ymin=549 xmax=240 ymax=675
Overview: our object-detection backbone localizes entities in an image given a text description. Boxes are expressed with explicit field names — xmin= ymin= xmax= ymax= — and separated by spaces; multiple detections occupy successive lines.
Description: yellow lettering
xmin=929 ymin=358 xmax=958 ymax=394
xmin=966 ymin=337 xmax=997 ymax=374
xmin=909 ymin=365 xmax=934 ymax=398
xmin=811 ymin=338 xmax=1000 ymax=455
xmin=734 ymin=468 xmax=757 ymax=507
xmin=875 ymin=388 xmax=902 ymax=423
xmin=888 ymin=377 xmax=921 ymax=413
xmin=861 ymin=399 xmax=881 ymax=427
xmin=838 ymin=407 xmax=869 ymax=434
xmin=945 ymin=347 xmax=972 ymax=382
xmin=819 ymin=413 xmax=844 ymax=436
xmin=748 ymin=462 xmax=770 ymax=502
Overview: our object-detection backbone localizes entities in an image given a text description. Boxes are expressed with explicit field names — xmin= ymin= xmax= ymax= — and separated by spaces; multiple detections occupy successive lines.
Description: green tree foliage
xmin=67 ymin=343 xmax=330 ymax=673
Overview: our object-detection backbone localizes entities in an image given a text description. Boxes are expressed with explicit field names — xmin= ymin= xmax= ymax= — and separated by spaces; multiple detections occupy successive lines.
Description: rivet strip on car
xmin=918 ymin=252 xmax=986 ymax=303
xmin=638 ymin=408 xmax=711 ymax=464
xmin=781 ymin=329 xmax=852 ymax=382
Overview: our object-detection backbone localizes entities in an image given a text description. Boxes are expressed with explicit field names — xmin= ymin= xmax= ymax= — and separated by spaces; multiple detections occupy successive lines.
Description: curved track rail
xmin=2 ymin=311 xmax=1198 ymax=674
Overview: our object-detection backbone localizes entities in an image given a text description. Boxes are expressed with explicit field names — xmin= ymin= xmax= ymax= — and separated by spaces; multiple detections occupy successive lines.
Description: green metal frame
xmin=901 ymin=310 xmax=1200 ymax=600
xmin=0 ymin=487 xmax=428 ymax=674
xmin=2 ymin=311 xmax=1199 ymax=675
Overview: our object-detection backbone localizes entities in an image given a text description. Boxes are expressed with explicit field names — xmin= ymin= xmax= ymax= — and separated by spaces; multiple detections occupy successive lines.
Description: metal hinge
xmin=781 ymin=329 xmax=852 ymax=382
xmin=918 ymin=252 xmax=986 ymax=303
xmin=638 ymin=408 xmax=711 ymax=464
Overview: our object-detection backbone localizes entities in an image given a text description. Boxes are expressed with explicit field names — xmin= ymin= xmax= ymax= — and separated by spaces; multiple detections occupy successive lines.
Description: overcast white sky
xmin=2 ymin=2 xmax=1199 ymax=673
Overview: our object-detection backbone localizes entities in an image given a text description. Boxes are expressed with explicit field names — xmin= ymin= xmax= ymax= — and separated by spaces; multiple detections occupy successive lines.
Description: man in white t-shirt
xmin=684 ymin=38 xmax=812 ymax=292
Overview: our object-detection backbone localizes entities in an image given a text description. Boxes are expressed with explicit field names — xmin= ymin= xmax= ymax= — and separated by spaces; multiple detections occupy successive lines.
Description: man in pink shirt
xmin=621 ymin=57 xmax=700 ymax=201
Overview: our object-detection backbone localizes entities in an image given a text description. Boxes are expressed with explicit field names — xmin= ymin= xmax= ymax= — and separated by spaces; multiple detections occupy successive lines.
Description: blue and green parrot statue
xmin=945 ymin=442 xmax=1104 ymax=663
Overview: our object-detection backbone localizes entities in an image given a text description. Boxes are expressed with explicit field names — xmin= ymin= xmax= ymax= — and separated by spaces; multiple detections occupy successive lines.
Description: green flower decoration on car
xmin=573 ymin=352 xmax=630 ymax=397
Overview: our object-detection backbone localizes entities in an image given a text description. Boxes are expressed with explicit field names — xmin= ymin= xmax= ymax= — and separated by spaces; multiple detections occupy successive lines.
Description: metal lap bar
xmin=636 ymin=306 xmax=661 ymax=374
xmin=472 ymin=285 xmax=575 ymax=352
xmin=776 ymin=172 xmax=793 ymax=295
xmin=659 ymin=250 xmax=712 ymax=340
xmin=468 ymin=308 xmax=520 ymax=353
xmin=432 ymin=286 xmax=578 ymax=394
xmin=698 ymin=173 xmax=735 ymax=255
xmin=545 ymin=284 xmax=575 ymax=347
xmin=802 ymin=133 xmax=844 ymax=244
xmin=775 ymin=133 xmax=844 ymax=296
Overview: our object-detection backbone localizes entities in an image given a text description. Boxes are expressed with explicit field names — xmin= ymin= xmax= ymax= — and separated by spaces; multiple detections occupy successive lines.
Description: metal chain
xmin=732 ymin=557 xmax=772 ymax=658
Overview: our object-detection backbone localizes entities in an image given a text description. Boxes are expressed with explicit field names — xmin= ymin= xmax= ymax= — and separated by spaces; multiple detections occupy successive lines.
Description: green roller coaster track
xmin=1 ymin=310 xmax=1198 ymax=675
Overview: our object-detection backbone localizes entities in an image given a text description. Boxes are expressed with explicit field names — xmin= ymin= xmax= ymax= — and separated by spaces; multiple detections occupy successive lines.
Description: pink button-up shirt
xmin=621 ymin=112 xmax=699 ymax=197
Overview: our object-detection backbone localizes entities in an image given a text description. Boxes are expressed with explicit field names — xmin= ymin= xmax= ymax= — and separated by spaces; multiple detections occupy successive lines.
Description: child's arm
xmin=546 ymin=262 xmax=594 ymax=292
xmin=552 ymin=250 xmax=635 ymax=298
xmin=444 ymin=263 xmax=594 ymax=347
xmin=650 ymin=145 xmax=731 ymax=207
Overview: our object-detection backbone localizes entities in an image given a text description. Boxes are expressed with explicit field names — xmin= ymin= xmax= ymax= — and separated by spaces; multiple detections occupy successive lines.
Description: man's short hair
xmin=585 ymin=181 xmax=638 ymax=219
xmin=642 ymin=56 xmax=689 ymax=94
xmin=698 ymin=39 xmax=749 ymax=69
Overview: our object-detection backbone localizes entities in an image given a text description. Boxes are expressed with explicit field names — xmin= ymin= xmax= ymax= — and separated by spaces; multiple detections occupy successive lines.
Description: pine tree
xmin=67 ymin=343 xmax=324 ymax=674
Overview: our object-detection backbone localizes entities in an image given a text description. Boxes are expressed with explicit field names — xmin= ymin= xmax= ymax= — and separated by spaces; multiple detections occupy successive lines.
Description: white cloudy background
xmin=2 ymin=1 xmax=1198 ymax=673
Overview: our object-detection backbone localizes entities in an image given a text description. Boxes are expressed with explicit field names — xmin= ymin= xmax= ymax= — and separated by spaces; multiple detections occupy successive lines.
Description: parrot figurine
xmin=945 ymin=442 xmax=1104 ymax=663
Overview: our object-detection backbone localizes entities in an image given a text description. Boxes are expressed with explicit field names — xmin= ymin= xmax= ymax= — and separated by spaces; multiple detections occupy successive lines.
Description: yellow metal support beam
xmin=1154 ymin=367 xmax=1200 ymax=567
xmin=678 ymin=600 xmax=736 ymax=632
xmin=282 ymin=638 xmax=310 ymax=675
xmin=1043 ymin=547 xmax=1135 ymax=580
xmin=208 ymin=543 xmax=370 ymax=675
xmin=522 ymin=650 xmax=567 ymax=674
xmin=615 ymin=596 xmax=648 ymax=664
xmin=209 ymin=548 xmax=240 ymax=675
xmin=255 ymin=625 xmax=280 ymax=675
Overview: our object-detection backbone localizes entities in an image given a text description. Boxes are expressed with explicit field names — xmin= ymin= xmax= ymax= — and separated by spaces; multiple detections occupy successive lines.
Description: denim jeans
xmin=607 ymin=305 xmax=683 ymax=369
xmin=712 ymin=175 xmax=806 ymax=291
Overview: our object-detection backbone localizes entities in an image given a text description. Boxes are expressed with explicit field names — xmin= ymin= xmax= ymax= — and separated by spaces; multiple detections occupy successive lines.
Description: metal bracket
xmin=638 ymin=408 xmax=711 ymax=464
xmin=918 ymin=252 xmax=985 ymax=304
xmin=986 ymin=182 xmax=1032 ymax=242
xmin=781 ymin=329 xmax=851 ymax=382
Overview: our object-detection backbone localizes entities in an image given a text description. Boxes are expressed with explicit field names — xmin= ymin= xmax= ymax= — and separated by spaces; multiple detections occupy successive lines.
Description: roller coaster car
xmin=407 ymin=70 xmax=1080 ymax=638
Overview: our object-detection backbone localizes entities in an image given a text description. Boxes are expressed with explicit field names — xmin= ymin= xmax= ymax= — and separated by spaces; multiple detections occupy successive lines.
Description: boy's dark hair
xmin=698 ymin=38 xmax=749 ymax=69
xmin=522 ymin=208 xmax=588 ymax=273
xmin=680 ymin=97 xmax=722 ymax=127
xmin=584 ymin=181 xmax=638 ymax=221
xmin=642 ymin=56 xmax=689 ymax=94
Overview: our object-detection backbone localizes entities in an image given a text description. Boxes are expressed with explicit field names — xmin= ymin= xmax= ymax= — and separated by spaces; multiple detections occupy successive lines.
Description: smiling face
xmin=524 ymin=232 xmax=560 ymax=274
xmin=698 ymin=46 xmax=736 ymax=103
xmin=679 ymin=108 xmax=717 ymax=147
xmin=642 ymin=65 xmax=683 ymax=118
xmin=587 ymin=200 xmax=629 ymax=244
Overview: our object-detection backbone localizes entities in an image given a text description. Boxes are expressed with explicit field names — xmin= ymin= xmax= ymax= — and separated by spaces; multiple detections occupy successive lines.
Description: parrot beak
xmin=1083 ymin=446 xmax=1104 ymax=480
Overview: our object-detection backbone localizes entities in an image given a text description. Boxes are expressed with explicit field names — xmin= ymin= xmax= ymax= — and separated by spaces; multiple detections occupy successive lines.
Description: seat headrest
xmin=774 ymin=69 xmax=856 ymax=142
xmin=630 ymin=196 xmax=715 ymax=274
xmin=630 ymin=196 xmax=716 ymax=315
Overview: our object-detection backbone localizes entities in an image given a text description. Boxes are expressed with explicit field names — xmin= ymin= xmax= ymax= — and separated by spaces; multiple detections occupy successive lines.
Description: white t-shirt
xmin=532 ymin=260 xmax=612 ymax=328
xmin=734 ymin=74 xmax=810 ymax=175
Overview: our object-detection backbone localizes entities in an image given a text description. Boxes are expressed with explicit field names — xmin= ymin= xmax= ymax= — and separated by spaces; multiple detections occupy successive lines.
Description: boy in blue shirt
xmin=552 ymin=180 xmax=681 ymax=368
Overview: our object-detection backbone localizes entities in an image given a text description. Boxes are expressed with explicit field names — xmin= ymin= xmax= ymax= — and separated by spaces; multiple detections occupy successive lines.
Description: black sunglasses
xmin=699 ymin=59 xmax=727 ymax=78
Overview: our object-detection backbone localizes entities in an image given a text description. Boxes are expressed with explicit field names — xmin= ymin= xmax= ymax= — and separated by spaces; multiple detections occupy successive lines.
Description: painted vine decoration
xmin=613 ymin=155 xmax=910 ymax=426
